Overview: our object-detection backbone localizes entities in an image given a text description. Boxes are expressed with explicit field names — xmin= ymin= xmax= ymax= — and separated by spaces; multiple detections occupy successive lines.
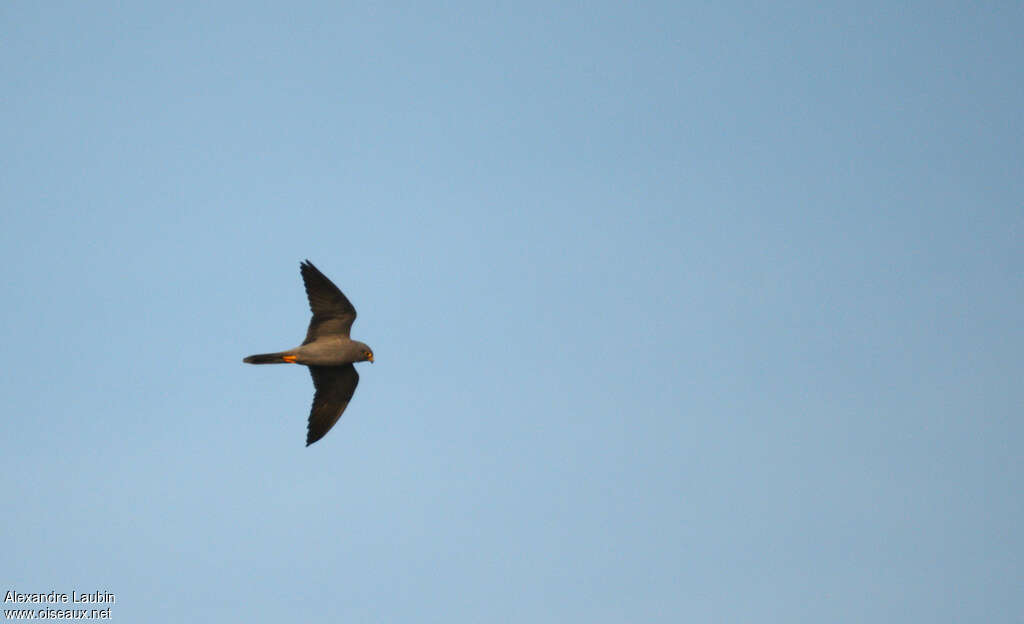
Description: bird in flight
xmin=244 ymin=260 xmax=374 ymax=446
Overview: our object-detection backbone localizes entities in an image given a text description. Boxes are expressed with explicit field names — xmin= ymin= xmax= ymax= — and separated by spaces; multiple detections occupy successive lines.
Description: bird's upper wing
xmin=306 ymin=364 xmax=360 ymax=446
xmin=300 ymin=260 xmax=357 ymax=344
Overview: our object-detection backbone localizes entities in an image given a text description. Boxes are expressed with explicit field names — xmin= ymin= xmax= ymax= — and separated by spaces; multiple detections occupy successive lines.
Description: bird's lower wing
xmin=306 ymin=364 xmax=360 ymax=446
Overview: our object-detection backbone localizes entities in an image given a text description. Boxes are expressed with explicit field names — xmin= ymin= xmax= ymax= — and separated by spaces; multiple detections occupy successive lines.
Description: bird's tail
xmin=243 ymin=352 xmax=291 ymax=364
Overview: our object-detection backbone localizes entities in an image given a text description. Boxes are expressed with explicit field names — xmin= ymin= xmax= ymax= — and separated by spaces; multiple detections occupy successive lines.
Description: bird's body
xmin=243 ymin=260 xmax=373 ymax=446
xmin=244 ymin=336 xmax=372 ymax=367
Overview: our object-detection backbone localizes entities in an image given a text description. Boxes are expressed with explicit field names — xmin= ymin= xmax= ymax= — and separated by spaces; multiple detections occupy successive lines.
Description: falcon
xmin=244 ymin=260 xmax=374 ymax=446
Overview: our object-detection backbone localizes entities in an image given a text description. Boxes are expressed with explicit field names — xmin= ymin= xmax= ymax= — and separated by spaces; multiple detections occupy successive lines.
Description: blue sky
xmin=2 ymin=2 xmax=1021 ymax=622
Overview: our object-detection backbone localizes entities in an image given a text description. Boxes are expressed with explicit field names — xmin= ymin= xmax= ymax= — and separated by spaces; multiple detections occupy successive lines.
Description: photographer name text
xmin=4 ymin=591 xmax=115 ymax=604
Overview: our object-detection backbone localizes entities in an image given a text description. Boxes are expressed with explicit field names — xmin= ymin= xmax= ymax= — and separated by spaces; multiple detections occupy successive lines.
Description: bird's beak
xmin=368 ymin=354 xmax=374 ymax=363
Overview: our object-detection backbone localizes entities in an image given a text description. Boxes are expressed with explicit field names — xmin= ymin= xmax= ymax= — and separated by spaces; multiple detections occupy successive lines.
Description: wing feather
xmin=306 ymin=364 xmax=359 ymax=446
xmin=300 ymin=260 xmax=357 ymax=343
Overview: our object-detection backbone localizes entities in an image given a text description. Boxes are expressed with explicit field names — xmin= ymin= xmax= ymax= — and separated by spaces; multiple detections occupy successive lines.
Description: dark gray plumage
xmin=244 ymin=260 xmax=374 ymax=446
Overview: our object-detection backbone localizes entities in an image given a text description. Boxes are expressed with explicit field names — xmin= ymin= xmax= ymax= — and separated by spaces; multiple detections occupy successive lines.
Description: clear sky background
xmin=2 ymin=2 xmax=1021 ymax=622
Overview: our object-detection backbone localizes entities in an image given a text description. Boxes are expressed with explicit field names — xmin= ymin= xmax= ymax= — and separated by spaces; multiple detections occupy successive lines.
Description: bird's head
xmin=354 ymin=342 xmax=374 ymax=363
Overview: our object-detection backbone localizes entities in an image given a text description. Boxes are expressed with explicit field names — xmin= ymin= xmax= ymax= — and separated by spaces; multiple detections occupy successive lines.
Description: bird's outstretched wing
xmin=300 ymin=260 xmax=357 ymax=344
xmin=306 ymin=364 xmax=360 ymax=446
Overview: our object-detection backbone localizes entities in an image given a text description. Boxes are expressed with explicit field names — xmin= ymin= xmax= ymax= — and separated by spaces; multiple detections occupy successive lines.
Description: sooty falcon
xmin=244 ymin=260 xmax=373 ymax=446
